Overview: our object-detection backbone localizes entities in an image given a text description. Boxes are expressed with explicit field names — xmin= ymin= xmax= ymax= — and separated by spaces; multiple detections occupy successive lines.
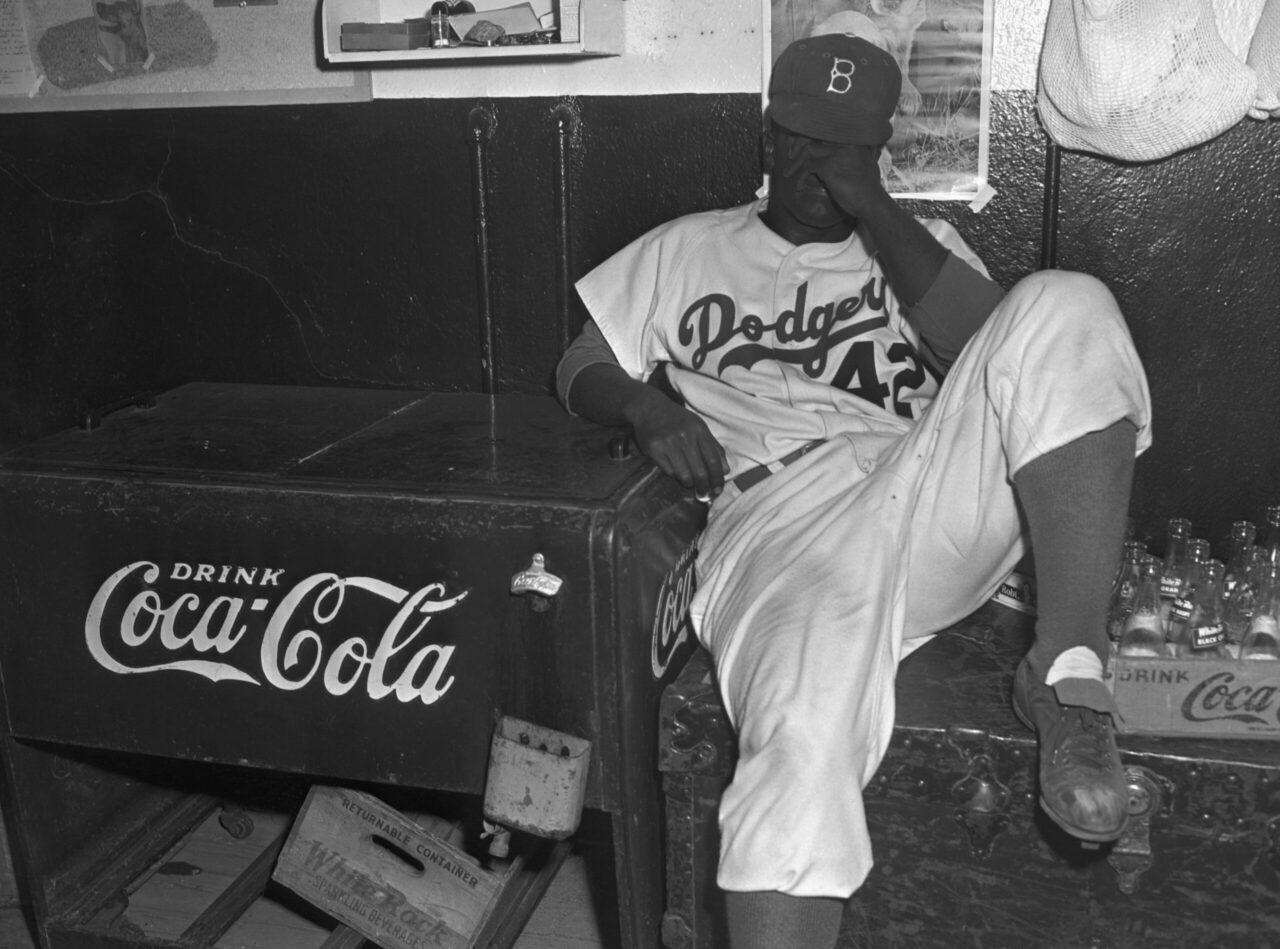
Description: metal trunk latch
xmin=1108 ymin=766 xmax=1164 ymax=895
xmin=950 ymin=751 xmax=1011 ymax=858
xmin=1267 ymin=816 xmax=1280 ymax=873
xmin=944 ymin=727 xmax=1012 ymax=859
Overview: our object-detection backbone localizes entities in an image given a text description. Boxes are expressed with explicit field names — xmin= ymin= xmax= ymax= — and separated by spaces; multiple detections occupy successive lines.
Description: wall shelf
xmin=320 ymin=0 xmax=622 ymax=65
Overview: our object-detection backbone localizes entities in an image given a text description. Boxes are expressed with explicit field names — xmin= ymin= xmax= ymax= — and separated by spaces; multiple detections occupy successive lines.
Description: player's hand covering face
xmin=766 ymin=124 xmax=887 ymax=243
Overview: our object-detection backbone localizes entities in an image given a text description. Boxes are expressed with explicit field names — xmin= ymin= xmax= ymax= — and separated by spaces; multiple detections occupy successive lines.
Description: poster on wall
xmin=766 ymin=0 xmax=993 ymax=202
xmin=0 ymin=0 xmax=369 ymax=112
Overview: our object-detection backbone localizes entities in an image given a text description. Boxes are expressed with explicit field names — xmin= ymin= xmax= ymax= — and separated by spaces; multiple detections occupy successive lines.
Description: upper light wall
xmin=371 ymin=0 xmax=1052 ymax=99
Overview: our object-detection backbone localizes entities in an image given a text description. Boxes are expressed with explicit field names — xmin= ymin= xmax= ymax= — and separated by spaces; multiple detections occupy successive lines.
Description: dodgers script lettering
xmin=678 ymin=278 xmax=889 ymax=377
xmin=85 ymin=561 xmax=468 ymax=704
xmin=673 ymin=274 xmax=935 ymax=419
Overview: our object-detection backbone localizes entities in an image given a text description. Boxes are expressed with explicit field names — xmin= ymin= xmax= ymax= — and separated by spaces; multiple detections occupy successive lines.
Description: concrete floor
xmin=0 ymin=849 xmax=612 ymax=949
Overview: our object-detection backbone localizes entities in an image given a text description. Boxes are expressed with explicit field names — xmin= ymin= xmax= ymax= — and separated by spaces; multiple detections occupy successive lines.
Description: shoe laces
xmin=1048 ymin=707 xmax=1117 ymax=774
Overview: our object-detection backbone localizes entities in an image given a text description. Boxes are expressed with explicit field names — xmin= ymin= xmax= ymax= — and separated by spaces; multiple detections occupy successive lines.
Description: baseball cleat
xmin=1012 ymin=658 xmax=1128 ymax=843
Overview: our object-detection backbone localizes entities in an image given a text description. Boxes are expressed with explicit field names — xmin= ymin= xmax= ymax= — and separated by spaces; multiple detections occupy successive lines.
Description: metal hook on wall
xmin=551 ymin=99 xmax=581 ymax=355
xmin=1041 ymin=139 xmax=1061 ymax=271
xmin=468 ymin=103 xmax=498 ymax=394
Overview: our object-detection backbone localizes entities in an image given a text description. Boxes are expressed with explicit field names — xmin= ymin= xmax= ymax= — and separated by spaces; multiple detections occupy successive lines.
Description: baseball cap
xmin=768 ymin=33 xmax=902 ymax=146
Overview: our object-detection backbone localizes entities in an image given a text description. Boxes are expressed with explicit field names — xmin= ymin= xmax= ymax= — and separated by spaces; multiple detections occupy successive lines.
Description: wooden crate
xmin=274 ymin=786 xmax=535 ymax=949
xmin=39 ymin=789 xmax=336 ymax=948
xmin=31 ymin=779 xmax=564 ymax=949
xmin=1108 ymin=649 xmax=1280 ymax=739
xmin=0 ymin=803 xmax=18 ymax=908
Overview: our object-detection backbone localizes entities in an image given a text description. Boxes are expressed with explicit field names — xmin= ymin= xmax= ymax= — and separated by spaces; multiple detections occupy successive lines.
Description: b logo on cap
xmin=827 ymin=57 xmax=855 ymax=95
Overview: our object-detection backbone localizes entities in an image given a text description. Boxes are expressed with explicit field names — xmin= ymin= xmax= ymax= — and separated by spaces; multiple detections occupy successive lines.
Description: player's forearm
xmin=565 ymin=362 xmax=671 ymax=429
xmin=909 ymin=253 xmax=1005 ymax=369
xmin=856 ymin=189 xmax=948 ymax=307
xmin=569 ymin=362 xmax=728 ymax=496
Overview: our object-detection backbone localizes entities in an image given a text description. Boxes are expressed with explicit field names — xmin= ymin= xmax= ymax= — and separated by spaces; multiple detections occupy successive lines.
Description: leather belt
xmin=731 ymin=440 xmax=826 ymax=493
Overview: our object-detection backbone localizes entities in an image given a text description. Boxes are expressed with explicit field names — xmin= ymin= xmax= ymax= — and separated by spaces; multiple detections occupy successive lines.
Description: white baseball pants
xmin=688 ymin=270 xmax=1153 ymax=898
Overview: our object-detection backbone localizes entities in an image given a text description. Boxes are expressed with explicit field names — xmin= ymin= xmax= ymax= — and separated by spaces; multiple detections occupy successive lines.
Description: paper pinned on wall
xmin=5 ymin=0 xmax=367 ymax=110
xmin=0 ymin=0 xmax=40 ymax=97
xmin=968 ymin=182 xmax=996 ymax=213
xmin=766 ymin=0 xmax=994 ymax=202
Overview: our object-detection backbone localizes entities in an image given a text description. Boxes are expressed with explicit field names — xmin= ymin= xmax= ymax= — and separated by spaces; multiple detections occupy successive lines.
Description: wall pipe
xmin=551 ymin=101 xmax=580 ymax=355
xmin=468 ymin=104 xmax=498 ymax=395
xmin=1041 ymin=140 xmax=1061 ymax=271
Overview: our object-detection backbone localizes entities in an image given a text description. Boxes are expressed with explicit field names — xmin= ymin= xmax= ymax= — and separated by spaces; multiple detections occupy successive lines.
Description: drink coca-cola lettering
xmin=650 ymin=541 xmax=698 ymax=678
xmin=85 ymin=561 xmax=468 ymax=705
xmin=1180 ymin=670 xmax=1280 ymax=725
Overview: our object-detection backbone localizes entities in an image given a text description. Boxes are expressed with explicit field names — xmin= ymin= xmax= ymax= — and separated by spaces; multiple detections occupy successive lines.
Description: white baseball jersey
xmin=576 ymin=196 xmax=991 ymax=480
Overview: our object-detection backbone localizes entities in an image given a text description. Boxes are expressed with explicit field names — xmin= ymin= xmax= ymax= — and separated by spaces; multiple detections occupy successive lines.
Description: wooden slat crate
xmin=31 ymin=781 xmax=564 ymax=949
xmin=1108 ymin=648 xmax=1280 ymax=739
xmin=0 ymin=803 xmax=19 ymax=908
xmin=274 ymin=786 xmax=539 ymax=949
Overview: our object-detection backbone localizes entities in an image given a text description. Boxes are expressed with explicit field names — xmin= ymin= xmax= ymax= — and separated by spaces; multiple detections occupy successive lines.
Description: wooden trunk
xmin=658 ymin=601 xmax=1280 ymax=949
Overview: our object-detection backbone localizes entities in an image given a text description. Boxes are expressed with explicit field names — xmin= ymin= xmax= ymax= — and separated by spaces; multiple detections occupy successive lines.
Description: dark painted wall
xmin=1050 ymin=124 xmax=1280 ymax=552
xmin=2 ymin=90 xmax=1277 ymax=552
xmin=0 ymin=95 xmax=762 ymax=435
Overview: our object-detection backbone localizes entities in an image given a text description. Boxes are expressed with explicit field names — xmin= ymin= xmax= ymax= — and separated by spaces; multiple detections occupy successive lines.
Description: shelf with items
xmin=320 ymin=0 xmax=622 ymax=64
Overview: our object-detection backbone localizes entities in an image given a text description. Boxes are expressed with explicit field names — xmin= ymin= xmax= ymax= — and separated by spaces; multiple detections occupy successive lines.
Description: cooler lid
xmin=0 ymin=382 xmax=647 ymax=502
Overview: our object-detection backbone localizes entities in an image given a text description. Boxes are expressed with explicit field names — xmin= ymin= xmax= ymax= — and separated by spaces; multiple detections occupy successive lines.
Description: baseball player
xmin=557 ymin=31 xmax=1152 ymax=949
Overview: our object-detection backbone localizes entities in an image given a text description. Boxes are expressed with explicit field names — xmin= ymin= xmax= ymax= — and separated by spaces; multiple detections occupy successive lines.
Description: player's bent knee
xmin=1001 ymin=270 xmax=1128 ymax=339
xmin=737 ymin=715 xmax=847 ymax=771
xmin=1011 ymin=269 xmax=1115 ymax=309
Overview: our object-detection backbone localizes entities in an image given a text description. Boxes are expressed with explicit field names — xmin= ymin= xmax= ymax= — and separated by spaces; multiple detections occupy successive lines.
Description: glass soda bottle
xmin=1262 ymin=505 xmax=1280 ymax=569
xmin=1107 ymin=542 xmax=1149 ymax=642
xmin=1240 ymin=563 xmax=1280 ymax=661
xmin=1119 ymin=559 xmax=1168 ymax=657
xmin=1222 ymin=520 xmax=1257 ymax=602
xmin=1158 ymin=517 xmax=1193 ymax=632
xmin=1221 ymin=520 xmax=1257 ymax=643
xmin=1173 ymin=559 xmax=1229 ymax=659
xmin=1166 ymin=537 xmax=1210 ymax=644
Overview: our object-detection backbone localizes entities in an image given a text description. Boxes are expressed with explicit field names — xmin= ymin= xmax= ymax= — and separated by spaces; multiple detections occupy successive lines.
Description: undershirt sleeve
xmin=555 ymin=319 xmax=622 ymax=416
xmin=908 ymin=251 xmax=1006 ymax=370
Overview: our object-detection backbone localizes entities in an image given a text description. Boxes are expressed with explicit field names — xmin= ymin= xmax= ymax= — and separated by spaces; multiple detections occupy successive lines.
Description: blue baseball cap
xmin=768 ymin=34 xmax=902 ymax=146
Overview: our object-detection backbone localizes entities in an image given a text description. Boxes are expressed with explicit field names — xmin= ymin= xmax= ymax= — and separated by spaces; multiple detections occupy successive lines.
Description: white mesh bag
xmin=1247 ymin=0 xmax=1280 ymax=117
xmin=1037 ymin=0 xmax=1259 ymax=161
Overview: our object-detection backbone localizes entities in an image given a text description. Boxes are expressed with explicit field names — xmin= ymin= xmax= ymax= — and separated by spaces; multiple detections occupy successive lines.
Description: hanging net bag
xmin=1037 ymin=0 xmax=1259 ymax=161
xmin=1247 ymin=0 xmax=1280 ymax=117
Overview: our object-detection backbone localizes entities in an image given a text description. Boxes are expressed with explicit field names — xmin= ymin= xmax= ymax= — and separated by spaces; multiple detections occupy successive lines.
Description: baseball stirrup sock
xmin=725 ymin=890 xmax=845 ymax=949
xmin=1013 ymin=420 xmax=1137 ymax=678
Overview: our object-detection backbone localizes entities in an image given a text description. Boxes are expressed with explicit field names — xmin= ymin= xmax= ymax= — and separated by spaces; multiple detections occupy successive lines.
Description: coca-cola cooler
xmin=0 ymin=382 xmax=705 ymax=949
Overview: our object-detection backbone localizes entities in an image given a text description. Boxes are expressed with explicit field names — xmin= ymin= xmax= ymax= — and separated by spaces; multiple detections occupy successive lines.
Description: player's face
xmin=764 ymin=124 xmax=861 ymax=244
